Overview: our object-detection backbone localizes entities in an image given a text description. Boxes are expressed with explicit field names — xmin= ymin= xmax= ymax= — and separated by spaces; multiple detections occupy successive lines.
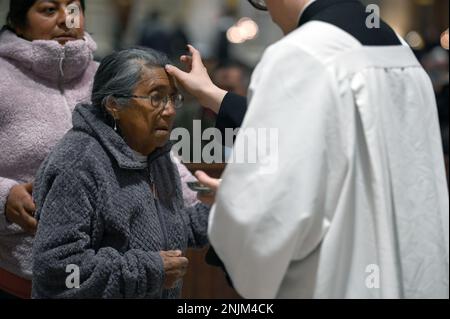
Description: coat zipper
xmin=148 ymin=167 xmax=169 ymax=250
xmin=58 ymin=52 xmax=72 ymax=122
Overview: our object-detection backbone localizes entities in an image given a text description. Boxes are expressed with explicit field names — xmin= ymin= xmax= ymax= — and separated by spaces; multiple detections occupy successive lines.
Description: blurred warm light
xmin=441 ymin=29 xmax=449 ymax=50
xmin=237 ymin=18 xmax=259 ymax=40
xmin=226 ymin=17 xmax=259 ymax=44
xmin=227 ymin=26 xmax=246 ymax=44
xmin=405 ymin=31 xmax=425 ymax=50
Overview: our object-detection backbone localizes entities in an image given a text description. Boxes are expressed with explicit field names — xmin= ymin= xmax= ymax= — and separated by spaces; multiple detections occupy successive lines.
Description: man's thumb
xmin=195 ymin=171 xmax=220 ymax=190
xmin=165 ymin=64 xmax=186 ymax=81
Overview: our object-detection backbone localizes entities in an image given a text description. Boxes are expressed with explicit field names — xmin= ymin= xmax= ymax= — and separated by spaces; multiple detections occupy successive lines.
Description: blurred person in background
xmin=212 ymin=60 xmax=251 ymax=97
xmin=201 ymin=60 xmax=251 ymax=140
xmin=441 ymin=29 xmax=449 ymax=50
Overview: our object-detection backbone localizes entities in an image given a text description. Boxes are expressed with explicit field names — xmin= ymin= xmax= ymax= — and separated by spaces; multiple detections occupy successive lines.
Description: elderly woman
xmin=0 ymin=0 xmax=198 ymax=299
xmin=31 ymin=48 xmax=210 ymax=299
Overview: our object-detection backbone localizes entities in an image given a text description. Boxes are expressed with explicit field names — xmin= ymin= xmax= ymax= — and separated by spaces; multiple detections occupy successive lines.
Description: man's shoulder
xmin=264 ymin=21 xmax=363 ymax=67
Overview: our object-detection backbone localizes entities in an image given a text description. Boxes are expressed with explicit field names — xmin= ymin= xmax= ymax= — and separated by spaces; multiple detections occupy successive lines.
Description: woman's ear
xmin=104 ymin=96 xmax=120 ymax=120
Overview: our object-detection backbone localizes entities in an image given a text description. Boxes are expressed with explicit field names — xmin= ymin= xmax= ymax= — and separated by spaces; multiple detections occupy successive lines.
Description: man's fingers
xmin=180 ymin=55 xmax=192 ymax=63
xmin=187 ymin=44 xmax=203 ymax=69
xmin=195 ymin=171 xmax=221 ymax=190
xmin=165 ymin=64 xmax=188 ymax=82
xmin=180 ymin=55 xmax=193 ymax=69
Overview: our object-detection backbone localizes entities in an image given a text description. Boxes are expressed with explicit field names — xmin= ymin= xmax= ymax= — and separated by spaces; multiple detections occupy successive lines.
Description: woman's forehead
xmin=138 ymin=67 xmax=175 ymax=90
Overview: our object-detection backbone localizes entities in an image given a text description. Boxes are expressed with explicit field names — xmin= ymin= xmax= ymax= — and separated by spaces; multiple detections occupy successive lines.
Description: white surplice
xmin=208 ymin=21 xmax=449 ymax=299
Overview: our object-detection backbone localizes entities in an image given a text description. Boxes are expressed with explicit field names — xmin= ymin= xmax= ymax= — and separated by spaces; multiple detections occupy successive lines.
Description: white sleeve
xmin=208 ymin=43 xmax=344 ymax=299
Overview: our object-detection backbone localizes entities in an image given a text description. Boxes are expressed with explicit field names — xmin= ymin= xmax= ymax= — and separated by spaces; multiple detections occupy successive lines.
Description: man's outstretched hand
xmin=165 ymin=45 xmax=227 ymax=114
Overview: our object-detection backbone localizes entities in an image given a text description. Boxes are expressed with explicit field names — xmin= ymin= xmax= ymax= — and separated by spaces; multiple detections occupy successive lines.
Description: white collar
xmin=298 ymin=0 xmax=317 ymax=23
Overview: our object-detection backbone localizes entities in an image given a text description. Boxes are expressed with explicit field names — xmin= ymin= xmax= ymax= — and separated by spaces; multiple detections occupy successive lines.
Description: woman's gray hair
xmin=91 ymin=47 xmax=171 ymax=115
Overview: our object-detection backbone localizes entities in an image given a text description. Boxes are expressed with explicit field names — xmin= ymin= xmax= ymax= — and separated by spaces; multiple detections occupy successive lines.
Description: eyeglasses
xmin=248 ymin=0 xmax=268 ymax=11
xmin=115 ymin=93 xmax=184 ymax=110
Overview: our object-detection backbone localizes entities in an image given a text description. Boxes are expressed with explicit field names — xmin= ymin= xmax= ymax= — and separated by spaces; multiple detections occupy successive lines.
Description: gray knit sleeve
xmin=184 ymin=203 xmax=211 ymax=249
xmin=32 ymin=171 xmax=165 ymax=299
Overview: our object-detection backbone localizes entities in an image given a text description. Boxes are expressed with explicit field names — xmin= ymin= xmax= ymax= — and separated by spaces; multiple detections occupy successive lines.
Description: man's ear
xmin=104 ymin=96 xmax=120 ymax=120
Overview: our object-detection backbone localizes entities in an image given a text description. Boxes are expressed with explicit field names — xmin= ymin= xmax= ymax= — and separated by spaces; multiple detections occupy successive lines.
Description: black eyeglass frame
xmin=114 ymin=93 xmax=184 ymax=110
xmin=248 ymin=0 xmax=268 ymax=11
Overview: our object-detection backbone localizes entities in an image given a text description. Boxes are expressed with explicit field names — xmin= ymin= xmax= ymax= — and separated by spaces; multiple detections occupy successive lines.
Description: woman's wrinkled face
xmin=116 ymin=67 xmax=177 ymax=156
xmin=17 ymin=0 xmax=85 ymax=45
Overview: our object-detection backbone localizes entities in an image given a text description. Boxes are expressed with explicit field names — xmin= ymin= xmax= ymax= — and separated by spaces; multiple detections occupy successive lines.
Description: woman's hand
xmin=159 ymin=250 xmax=189 ymax=289
xmin=165 ymin=45 xmax=227 ymax=114
xmin=5 ymin=183 xmax=37 ymax=234
xmin=195 ymin=171 xmax=221 ymax=206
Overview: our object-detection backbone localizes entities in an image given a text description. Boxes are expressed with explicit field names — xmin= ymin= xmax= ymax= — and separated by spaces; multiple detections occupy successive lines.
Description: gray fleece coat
xmin=32 ymin=103 xmax=210 ymax=299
